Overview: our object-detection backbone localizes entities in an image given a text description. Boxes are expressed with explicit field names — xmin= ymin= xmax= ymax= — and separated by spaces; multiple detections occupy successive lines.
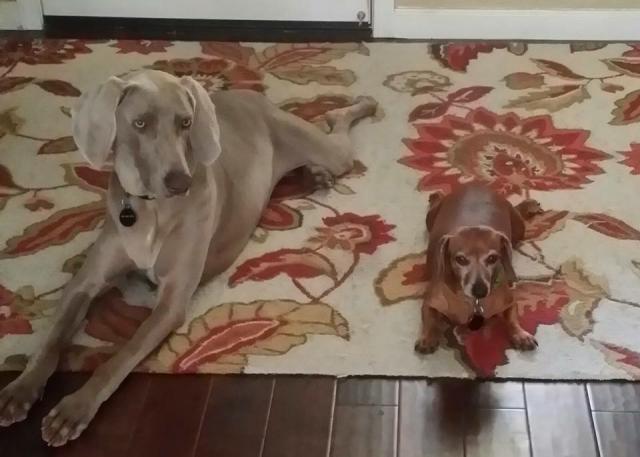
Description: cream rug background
xmin=1 ymin=40 xmax=640 ymax=379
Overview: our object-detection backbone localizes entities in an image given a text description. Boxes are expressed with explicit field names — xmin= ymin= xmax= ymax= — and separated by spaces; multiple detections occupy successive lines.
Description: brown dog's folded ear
xmin=180 ymin=76 xmax=222 ymax=166
xmin=499 ymin=235 xmax=517 ymax=286
xmin=426 ymin=191 xmax=444 ymax=231
xmin=72 ymin=76 xmax=127 ymax=169
xmin=434 ymin=235 xmax=452 ymax=283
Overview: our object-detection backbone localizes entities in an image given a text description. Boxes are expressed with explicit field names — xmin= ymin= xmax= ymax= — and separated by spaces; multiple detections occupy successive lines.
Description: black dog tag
xmin=468 ymin=314 xmax=485 ymax=331
xmin=119 ymin=205 xmax=137 ymax=227
xmin=468 ymin=298 xmax=485 ymax=330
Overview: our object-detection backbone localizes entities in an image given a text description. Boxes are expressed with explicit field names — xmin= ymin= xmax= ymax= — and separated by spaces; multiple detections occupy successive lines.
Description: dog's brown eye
xmin=455 ymin=255 xmax=469 ymax=266
xmin=133 ymin=119 xmax=145 ymax=129
xmin=181 ymin=118 xmax=192 ymax=128
xmin=486 ymin=254 xmax=499 ymax=265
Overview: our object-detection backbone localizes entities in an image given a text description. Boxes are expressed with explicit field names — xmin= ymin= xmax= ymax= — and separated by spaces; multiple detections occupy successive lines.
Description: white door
xmin=0 ymin=0 xmax=43 ymax=30
xmin=43 ymin=0 xmax=370 ymax=23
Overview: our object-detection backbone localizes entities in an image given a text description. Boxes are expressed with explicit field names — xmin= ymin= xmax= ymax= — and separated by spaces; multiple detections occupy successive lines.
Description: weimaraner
xmin=0 ymin=70 xmax=377 ymax=446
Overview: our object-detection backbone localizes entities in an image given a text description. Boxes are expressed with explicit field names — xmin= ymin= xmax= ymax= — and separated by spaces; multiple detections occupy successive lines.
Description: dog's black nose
xmin=471 ymin=281 xmax=488 ymax=299
xmin=164 ymin=171 xmax=192 ymax=195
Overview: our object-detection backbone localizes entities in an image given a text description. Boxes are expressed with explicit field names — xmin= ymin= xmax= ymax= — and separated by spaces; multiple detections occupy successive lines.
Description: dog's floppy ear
xmin=434 ymin=235 xmax=452 ymax=283
xmin=181 ymin=76 xmax=221 ymax=166
xmin=72 ymin=76 xmax=127 ymax=169
xmin=499 ymin=234 xmax=517 ymax=286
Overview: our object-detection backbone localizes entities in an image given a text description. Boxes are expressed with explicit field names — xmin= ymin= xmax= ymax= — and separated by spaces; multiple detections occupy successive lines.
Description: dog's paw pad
xmin=511 ymin=331 xmax=538 ymax=351
xmin=42 ymin=394 xmax=95 ymax=447
xmin=517 ymin=199 xmax=544 ymax=219
xmin=414 ymin=336 xmax=440 ymax=354
xmin=308 ymin=166 xmax=336 ymax=190
xmin=0 ymin=382 xmax=39 ymax=427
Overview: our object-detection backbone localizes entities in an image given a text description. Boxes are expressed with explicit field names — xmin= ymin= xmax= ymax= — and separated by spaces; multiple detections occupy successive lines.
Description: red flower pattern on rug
xmin=148 ymin=57 xmax=265 ymax=93
xmin=401 ymin=108 xmax=610 ymax=196
xmin=621 ymin=143 xmax=640 ymax=175
xmin=308 ymin=213 xmax=395 ymax=255
xmin=0 ymin=39 xmax=92 ymax=67
xmin=430 ymin=42 xmax=527 ymax=72
xmin=110 ymin=40 xmax=173 ymax=55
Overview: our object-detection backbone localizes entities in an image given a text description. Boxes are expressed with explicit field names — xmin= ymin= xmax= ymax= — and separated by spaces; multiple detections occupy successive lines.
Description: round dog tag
xmin=119 ymin=206 xmax=137 ymax=227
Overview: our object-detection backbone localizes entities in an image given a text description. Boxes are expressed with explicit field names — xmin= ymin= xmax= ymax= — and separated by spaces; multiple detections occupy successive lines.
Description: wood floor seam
xmin=188 ymin=376 xmax=214 ymax=457
xmin=258 ymin=378 xmax=276 ymax=457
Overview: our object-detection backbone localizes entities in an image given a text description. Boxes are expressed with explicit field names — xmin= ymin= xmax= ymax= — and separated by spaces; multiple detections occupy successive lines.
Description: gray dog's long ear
xmin=181 ymin=76 xmax=221 ymax=165
xmin=71 ymin=76 xmax=127 ymax=169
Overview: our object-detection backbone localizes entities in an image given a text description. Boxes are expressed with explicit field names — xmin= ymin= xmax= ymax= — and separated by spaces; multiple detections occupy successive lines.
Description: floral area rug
xmin=1 ymin=40 xmax=640 ymax=380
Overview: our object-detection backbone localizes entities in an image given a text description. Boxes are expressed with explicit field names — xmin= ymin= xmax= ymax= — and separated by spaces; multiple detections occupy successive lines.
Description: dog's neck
xmin=125 ymin=191 xmax=155 ymax=201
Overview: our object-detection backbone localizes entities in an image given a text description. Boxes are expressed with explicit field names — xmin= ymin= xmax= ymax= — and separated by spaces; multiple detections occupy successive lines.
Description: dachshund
xmin=415 ymin=182 xmax=543 ymax=354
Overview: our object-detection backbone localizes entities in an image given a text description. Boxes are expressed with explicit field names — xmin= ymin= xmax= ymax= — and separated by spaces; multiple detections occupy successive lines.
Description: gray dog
xmin=0 ymin=70 xmax=377 ymax=446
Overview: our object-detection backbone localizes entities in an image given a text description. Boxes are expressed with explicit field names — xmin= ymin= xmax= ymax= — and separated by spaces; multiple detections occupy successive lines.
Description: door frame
xmin=373 ymin=0 xmax=640 ymax=40
xmin=0 ymin=0 xmax=43 ymax=30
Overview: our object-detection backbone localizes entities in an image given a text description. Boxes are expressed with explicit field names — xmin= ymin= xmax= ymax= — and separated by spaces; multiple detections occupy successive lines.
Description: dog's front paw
xmin=42 ymin=390 xmax=98 ymax=447
xmin=0 ymin=378 xmax=42 ymax=426
xmin=511 ymin=330 xmax=538 ymax=351
xmin=516 ymin=199 xmax=543 ymax=220
xmin=353 ymin=95 xmax=378 ymax=116
xmin=307 ymin=165 xmax=336 ymax=190
xmin=415 ymin=334 xmax=440 ymax=354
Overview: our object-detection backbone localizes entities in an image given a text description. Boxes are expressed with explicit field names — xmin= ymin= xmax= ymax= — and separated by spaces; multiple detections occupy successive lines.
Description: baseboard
xmin=44 ymin=16 xmax=372 ymax=42
xmin=373 ymin=5 xmax=640 ymax=40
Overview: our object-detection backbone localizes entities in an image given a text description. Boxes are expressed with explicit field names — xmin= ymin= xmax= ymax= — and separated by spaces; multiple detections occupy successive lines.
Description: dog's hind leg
xmin=319 ymin=96 xmax=378 ymax=175
xmin=271 ymin=96 xmax=377 ymax=179
xmin=0 ymin=222 xmax=131 ymax=427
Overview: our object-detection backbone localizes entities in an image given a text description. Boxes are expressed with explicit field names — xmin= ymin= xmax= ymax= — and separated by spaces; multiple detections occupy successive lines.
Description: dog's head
xmin=71 ymin=70 xmax=221 ymax=198
xmin=435 ymin=226 xmax=516 ymax=300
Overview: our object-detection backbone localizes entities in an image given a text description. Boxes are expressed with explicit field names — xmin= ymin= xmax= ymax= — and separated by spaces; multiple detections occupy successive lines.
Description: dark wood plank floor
xmin=1 ymin=373 xmax=639 ymax=457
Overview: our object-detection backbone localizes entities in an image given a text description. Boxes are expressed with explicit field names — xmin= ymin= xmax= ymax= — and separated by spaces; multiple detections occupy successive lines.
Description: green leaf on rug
xmin=270 ymin=66 xmax=356 ymax=86
xmin=0 ymin=164 xmax=24 ymax=196
xmin=1 ymin=354 xmax=28 ymax=371
xmin=602 ymin=58 xmax=640 ymax=78
xmin=0 ymin=76 xmax=34 ymax=94
xmin=0 ymin=107 xmax=25 ymax=139
xmin=572 ymin=213 xmax=640 ymax=240
xmin=446 ymin=86 xmax=493 ymax=103
xmin=62 ymin=248 xmax=89 ymax=275
xmin=250 ymin=43 xmax=368 ymax=72
xmin=34 ymin=79 xmax=81 ymax=97
xmin=611 ymin=89 xmax=640 ymax=125
xmin=570 ymin=42 xmax=608 ymax=53
xmin=503 ymin=72 xmax=544 ymax=90
xmin=531 ymin=59 xmax=586 ymax=80
xmin=409 ymin=102 xmax=448 ymax=122
xmin=38 ymin=136 xmax=77 ymax=155
xmin=558 ymin=259 xmax=608 ymax=340
xmin=505 ymin=85 xmax=590 ymax=112
xmin=333 ymin=182 xmax=355 ymax=195
xmin=601 ymin=81 xmax=624 ymax=93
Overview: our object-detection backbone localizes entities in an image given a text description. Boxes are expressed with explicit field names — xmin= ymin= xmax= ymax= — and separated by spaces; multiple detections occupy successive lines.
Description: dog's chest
xmin=118 ymin=207 xmax=167 ymax=272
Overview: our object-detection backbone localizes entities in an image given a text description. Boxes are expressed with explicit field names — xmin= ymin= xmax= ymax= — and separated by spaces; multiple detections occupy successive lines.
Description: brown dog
xmin=415 ymin=182 xmax=543 ymax=354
